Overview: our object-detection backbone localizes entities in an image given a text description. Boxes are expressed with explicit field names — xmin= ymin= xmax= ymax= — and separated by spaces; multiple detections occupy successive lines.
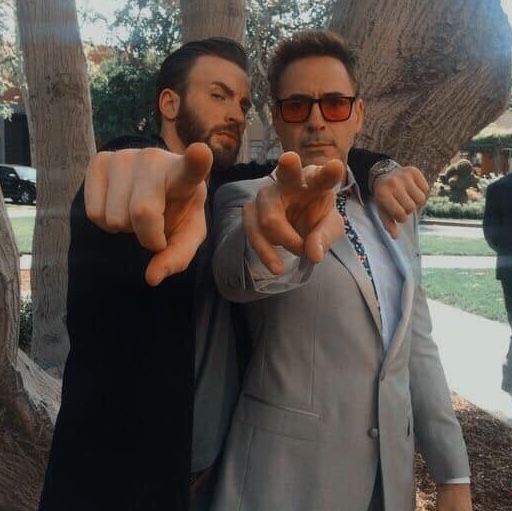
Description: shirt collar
xmin=338 ymin=166 xmax=364 ymax=206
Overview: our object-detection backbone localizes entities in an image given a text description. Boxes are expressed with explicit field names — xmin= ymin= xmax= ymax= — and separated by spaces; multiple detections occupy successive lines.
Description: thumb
xmin=304 ymin=159 xmax=345 ymax=192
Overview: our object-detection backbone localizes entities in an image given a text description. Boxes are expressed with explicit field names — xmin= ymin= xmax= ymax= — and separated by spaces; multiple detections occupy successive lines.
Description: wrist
xmin=368 ymin=159 xmax=401 ymax=194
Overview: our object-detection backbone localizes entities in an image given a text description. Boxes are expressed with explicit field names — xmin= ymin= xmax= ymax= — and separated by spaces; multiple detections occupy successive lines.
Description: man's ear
xmin=159 ymin=88 xmax=180 ymax=122
xmin=354 ymin=98 xmax=364 ymax=134
xmin=271 ymin=105 xmax=282 ymax=136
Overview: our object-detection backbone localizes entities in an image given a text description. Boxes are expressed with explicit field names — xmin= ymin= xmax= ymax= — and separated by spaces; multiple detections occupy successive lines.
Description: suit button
xmin=368 ymin=427 xmax=379 ymax=439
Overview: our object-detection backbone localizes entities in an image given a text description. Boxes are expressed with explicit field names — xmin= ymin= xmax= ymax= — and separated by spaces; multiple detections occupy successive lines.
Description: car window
xmin=16 ymin=167 xmax=36 ymax=181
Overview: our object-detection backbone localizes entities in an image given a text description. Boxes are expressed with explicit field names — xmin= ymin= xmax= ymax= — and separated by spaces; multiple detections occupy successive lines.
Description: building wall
xmin=3 ymin=112 xmax=31 ymax=165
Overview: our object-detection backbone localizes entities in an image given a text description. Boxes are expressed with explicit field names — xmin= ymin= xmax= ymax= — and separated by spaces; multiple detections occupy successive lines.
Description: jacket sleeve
xmin=212 ymin=178 xmax=314 ymax=303
xmin=40 ymin=145 xmax=195 ymax=510
xmin=407 ymin=220 xmax=470 ymax=483
xmin=483 ymin=182 xmax=502 ymax=252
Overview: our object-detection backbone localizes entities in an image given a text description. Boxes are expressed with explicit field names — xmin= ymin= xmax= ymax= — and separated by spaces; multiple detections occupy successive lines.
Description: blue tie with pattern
xmin=336 ymin=190 xmax=379 ymax=304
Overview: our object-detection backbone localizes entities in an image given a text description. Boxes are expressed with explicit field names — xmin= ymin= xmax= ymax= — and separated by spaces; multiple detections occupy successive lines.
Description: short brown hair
xmin=267 ymin=30 xmax=359 ymax=101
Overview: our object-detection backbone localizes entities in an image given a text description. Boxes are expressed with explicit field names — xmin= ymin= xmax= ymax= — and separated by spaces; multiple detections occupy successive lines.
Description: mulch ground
xmin=19 ymin=274 xmax=511 ymax=509
xmin=416 ymin=393 xmax=512 ymax=510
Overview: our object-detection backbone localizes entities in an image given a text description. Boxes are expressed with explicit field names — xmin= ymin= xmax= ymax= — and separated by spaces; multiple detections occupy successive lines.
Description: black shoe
xmin=502 ymin=362 xmax=512 ymax=394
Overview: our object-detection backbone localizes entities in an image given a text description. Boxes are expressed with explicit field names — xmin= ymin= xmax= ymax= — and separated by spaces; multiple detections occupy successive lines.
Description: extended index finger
xmin=166 ymin=143 xmax=213 ymax=199
xmin=304 ymin=159 xmax=345 ymax=192
xmin=275 ymin=151 xmax=307 ymax=192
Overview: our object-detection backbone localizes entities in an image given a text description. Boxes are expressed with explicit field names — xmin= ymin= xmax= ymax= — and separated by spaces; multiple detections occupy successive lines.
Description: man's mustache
xmin=210 ymin=124 xmax=241 ymax=144
xmin=301 ymin=137 xmax=336 ymax=147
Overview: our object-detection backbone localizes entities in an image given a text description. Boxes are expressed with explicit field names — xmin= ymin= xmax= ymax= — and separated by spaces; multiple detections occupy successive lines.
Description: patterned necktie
xmin=336 ymin=190 xmax=379 ymax=302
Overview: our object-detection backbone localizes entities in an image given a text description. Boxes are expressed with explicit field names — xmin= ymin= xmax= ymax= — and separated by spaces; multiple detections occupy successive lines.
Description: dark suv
xmin=0 ymin=164 xmax=37 ymax=205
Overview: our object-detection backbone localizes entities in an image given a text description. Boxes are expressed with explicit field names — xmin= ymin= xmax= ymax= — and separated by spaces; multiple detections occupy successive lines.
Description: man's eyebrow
xmin=211 ymin=80 xmax=252 ymax=111
xmin=211 ymin=81 xmax=235 ymax=97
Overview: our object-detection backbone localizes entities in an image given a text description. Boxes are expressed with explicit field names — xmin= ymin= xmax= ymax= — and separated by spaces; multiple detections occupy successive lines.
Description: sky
xmin=76 ymin=0 xmax=123 ymax=44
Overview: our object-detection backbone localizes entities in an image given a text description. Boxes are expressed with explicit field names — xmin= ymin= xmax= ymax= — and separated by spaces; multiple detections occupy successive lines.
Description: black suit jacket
xmin=38 ymin=135 xmax=388 ymax=511
xmin=483 ymin=173 xmax=512 ymax=281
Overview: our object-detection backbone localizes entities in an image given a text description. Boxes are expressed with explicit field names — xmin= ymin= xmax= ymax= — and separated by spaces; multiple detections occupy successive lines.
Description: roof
xmin=464 ymin=122 xmax=512 ymax=150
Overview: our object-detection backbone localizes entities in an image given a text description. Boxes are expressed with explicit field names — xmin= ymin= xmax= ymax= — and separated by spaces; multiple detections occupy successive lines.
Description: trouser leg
xmin=367 ymin=463 xmax=385 ymax=511
xmin=501 ymin=278 xmax=512 ymax=393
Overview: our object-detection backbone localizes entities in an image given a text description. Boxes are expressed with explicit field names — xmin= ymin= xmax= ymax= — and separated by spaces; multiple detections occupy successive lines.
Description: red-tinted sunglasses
xmin=276 ymin=94 xmax=357 ymax=123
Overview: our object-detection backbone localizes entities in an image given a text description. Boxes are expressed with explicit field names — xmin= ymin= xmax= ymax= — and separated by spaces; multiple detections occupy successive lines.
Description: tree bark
xmin=17 ymin=0 xmax=96 ymax=375
xmin=0 ymin=190 xmax=61 ymax=511
xmin=329 ymin=0 xmax=512 ymax=184
xmin=180 ymin=0 xmax=247 ymax=44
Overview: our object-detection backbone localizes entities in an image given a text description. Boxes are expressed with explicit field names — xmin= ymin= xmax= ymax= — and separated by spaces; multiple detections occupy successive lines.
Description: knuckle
xmin=173 ymin=260 xmax=189 ymax=274
xmin=259 ymin=213 xmax=280 ymax=233
xmin=105 ymin=216 xmax=127 ymax=232
xmin=130 ymin=201 xmax=157 ymax=223
xmin=85 ymin=207 xmax=102 ymax=225
xmin=395 ymin=211 xmax=408 ymax=223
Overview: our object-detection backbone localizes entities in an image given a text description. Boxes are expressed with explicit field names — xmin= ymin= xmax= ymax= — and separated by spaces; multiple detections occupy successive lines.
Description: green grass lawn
xmin=422 ymin=268 xmax=507 ymax=323
xmin=419 ymin=235 xmax=494 ymax=256
xmin=6 ymin=214 xmax=506 ymax=324
xmin=9 ymin=216 xmax=35 ymax=254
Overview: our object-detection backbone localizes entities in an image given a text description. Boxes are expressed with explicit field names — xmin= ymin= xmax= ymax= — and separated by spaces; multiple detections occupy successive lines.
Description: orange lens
xmin=281 ymin=99 xmax=311 ymax=122
xmin=320 ymin=97 xmax=352 ymax=121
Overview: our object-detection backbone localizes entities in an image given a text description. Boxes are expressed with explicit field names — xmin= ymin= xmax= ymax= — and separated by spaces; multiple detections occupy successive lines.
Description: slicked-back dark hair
xmin=268 ymin=30 xmax=359 ymax=102
xmin=155 ymin=37 xmax=248 ymax=129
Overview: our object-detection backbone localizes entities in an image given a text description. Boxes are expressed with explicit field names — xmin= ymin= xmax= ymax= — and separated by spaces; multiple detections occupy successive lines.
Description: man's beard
xmin=175 ymin=101 xmax=241 ymax=172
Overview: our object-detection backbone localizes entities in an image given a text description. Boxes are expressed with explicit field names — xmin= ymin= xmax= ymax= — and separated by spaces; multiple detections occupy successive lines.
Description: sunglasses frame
xmin=276 ymin=94 xmax=357 ymax=123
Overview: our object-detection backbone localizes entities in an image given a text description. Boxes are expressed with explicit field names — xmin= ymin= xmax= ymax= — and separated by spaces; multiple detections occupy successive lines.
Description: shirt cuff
xmin=244 ymin=240 xmax=312 ymax=293
xmin=440 ymin=477 xmax=471 ymax=484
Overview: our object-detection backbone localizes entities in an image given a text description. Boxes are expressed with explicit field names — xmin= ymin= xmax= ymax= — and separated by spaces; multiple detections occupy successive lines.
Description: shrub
xmin=438 ymin=159 xmax=479 ymax=204
xmin=19 ymin=298 xmax=33 ymax=353
xmin=422 ymin=196 xmax=484 ymax=219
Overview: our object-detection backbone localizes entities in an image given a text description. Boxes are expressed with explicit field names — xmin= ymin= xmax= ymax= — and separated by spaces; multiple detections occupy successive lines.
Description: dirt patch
xmin=416 ymin=393 xmax=512 ymax=510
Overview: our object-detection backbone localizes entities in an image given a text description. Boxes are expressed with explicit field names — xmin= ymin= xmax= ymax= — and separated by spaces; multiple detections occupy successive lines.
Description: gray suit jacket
xmin=210 ymin=177 xmax=470 ymax=511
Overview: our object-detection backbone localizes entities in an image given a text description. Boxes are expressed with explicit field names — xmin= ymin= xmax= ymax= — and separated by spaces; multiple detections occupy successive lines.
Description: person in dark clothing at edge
xmin=38 ymin=37 xmax=429 ymax=511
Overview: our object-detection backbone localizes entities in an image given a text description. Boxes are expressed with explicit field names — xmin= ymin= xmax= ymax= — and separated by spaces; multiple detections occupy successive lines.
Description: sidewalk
xmin=419 ymin=222 xmax=484 ymax=239
xmin=422 ymin=255 xmax=496 ymax=269
xmin=6 ymin=205 xmax=36 ymax=218
xmin=428 ymin=299 xmax=512 ymax=426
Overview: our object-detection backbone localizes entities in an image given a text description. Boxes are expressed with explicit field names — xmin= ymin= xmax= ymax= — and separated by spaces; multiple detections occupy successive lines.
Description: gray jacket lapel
xmin=329 ymin=235 xmax=383 ymax=335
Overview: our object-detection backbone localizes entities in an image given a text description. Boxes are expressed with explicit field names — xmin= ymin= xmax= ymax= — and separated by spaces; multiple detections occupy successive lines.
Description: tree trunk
xmin=329 ymin=0 xmax=512 ymax=185
xmin=17 ymin=0 xmax=96 ymax=376
xmin=180 ymin=0 xmax=247 ymax=43
xmin=0 ymin=190 xmax=61 ymax=511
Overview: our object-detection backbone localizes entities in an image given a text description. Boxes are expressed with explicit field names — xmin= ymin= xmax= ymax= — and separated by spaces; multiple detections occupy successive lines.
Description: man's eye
xmin=212 ymin=93 xmax=226 ymax=101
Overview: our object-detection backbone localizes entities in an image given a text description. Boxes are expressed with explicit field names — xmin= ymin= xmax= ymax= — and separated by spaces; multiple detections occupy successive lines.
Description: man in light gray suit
xmin=211 ymin=31 xmax=472 ymax=511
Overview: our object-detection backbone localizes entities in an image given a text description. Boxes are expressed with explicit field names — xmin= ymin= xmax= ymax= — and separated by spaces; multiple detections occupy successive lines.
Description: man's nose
xmin=306 ymin=102 xmax=326 ymax=130
xmin=226 ymin=101 xmax=246 ymax=126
